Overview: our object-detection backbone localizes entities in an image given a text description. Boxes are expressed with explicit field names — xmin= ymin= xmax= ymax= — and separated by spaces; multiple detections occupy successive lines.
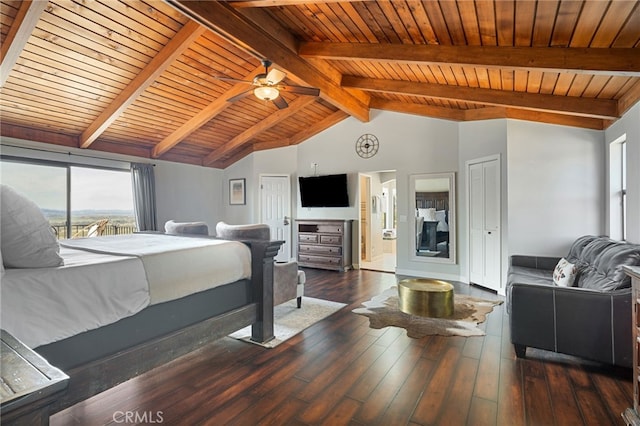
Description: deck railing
xmin=51 ymin=224 xmax=137 ymax=239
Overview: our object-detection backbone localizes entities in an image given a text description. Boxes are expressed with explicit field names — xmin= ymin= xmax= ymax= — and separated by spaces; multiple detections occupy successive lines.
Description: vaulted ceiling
xmin=1 ymin=1 xmax=638 ymax=168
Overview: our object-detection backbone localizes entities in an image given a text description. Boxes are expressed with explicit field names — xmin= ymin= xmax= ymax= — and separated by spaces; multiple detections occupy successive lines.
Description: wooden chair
xmin=73 ymin=219 xmax=109 ymax=238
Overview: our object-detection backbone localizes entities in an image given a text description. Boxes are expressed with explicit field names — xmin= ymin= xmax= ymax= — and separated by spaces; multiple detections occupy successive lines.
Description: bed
xmin=1 ymin=233 xmax=281 ymax=413
xmin=0 ymin=185 xmax=281 ymax=413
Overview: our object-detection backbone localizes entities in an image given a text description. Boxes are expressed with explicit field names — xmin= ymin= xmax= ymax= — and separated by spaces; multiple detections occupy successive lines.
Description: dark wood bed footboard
xmin=48 ymin=238 xmax=283 ymax=414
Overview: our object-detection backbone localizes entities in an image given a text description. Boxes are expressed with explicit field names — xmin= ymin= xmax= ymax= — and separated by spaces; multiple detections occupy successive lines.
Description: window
xmin=609 ymin=136 xmax=627 ymax=241
xmin=1 ymin=157 xmax=136 ymax=238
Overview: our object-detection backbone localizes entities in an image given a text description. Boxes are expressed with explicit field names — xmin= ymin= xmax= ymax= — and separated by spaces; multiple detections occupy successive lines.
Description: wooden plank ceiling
xmin=1 ymin=1 xmax=639 ymax=168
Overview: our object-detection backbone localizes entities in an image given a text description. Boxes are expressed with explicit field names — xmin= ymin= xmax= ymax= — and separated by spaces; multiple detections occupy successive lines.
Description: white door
xmin=468 ymin=156 xmax=501 ymax=292
xmin=260 ymin=175 xmax=291 ymax=262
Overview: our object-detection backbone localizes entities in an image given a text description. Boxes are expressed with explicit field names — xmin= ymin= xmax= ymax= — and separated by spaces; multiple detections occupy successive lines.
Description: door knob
xmin=283 ymin=216 xmax=290 ymax=226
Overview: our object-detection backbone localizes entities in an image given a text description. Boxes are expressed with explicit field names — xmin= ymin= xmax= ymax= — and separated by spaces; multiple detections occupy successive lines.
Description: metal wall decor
xmin=355 ymin=134 xmax=379 ymax=158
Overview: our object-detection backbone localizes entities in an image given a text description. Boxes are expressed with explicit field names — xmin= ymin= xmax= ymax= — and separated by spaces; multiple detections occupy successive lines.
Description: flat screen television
xmin=299 ymin=173 xmax=349 ymax=207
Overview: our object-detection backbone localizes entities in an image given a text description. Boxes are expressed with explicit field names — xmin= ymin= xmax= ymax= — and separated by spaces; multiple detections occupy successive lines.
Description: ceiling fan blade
xmin=272 ymin=96 xmax=288 ymax=109
xmin=277 ymin=84 xmax=320 ymax=96
xmin=266 ymin=68 xmax=286 ymax=85
xmin=226 ymin=89 xmax=255 ymax=103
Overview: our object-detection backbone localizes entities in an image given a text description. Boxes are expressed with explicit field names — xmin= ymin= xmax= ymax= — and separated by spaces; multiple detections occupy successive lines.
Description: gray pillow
xmin=164 ymin=219 xmax=209 ymax=235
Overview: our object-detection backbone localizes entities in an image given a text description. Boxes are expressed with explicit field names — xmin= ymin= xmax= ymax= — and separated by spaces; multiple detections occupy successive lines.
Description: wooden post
xmin=247 ymin=239 xmax=283 ymax=343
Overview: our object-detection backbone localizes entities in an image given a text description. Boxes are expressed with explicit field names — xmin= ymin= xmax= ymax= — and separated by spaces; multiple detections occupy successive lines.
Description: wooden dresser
xmin=624 ymin=266 xmax=640 ymax=426
xmin=296 ymin=219 xmax=352 ymax=271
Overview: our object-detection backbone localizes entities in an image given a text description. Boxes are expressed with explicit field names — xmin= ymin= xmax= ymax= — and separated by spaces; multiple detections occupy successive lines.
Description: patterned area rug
xmin=353 ymin=286 xmax=503 ymax=338
xmin=229 ymin=297 xmax=346 ymax=348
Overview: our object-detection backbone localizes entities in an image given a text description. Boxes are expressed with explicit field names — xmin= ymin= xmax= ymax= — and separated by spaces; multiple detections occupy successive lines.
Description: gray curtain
xmin=131 ymin=163 xmax=157 ymax=232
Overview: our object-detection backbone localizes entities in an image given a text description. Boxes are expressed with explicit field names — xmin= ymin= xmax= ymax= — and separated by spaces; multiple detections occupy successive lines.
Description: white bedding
xmin=60 ymin=234 xmax=252 ymax=304
xmin=0 ymin=247 xmax=150 ymax=348
xmin=1 ymin=233 xmax=252 ymax=349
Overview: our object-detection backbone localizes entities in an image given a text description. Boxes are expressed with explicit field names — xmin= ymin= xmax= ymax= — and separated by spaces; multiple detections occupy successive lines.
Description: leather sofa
xmin=507 ymin=235 xmax=640 ymax=367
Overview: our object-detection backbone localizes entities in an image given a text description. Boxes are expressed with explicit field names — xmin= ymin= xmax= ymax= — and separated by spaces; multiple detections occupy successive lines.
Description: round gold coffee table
xmin=398 ymin=278 xmax=454 ymax=318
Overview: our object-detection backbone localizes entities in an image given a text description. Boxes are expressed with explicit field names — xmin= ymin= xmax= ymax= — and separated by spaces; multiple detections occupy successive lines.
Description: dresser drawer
xmin=317 ymin=224 xmax=343 ymax=234
xmin=299 ymin=244 xmax=341 ymax=256
xmin=299 ymin=254 xmax=342 ymax=266
xmin=298 ymin=233 xmax=319 ymax=244
xmin=320 ymin=235 xmax=342 ymax=245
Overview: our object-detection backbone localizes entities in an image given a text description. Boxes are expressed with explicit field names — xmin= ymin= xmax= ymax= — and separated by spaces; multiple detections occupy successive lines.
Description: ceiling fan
xmin=214 ymin=60 xmax=320 ymax=109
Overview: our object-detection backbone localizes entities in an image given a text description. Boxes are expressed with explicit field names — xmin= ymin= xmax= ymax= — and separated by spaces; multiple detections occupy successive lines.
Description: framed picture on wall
xmin=229 ymin=178 xmax=246 ymax=205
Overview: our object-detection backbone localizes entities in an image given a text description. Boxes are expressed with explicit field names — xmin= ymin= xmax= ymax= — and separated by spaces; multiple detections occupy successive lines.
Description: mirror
xmin=410 ymin=172 xmax=456 ymax=264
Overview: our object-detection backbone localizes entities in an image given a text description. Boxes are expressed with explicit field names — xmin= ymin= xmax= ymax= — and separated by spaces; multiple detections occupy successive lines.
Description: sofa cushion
xmin=580 ymin=244 xmax=640 ymax=291
xmin=507 ymin=266 xmax=554 ymax=287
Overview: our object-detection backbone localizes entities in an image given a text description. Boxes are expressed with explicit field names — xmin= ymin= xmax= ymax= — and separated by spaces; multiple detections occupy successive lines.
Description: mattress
xmin=61 ymin=233 xmax=252 ymax=304
xmin=1 ymin=234 xmax=252 ymax=349
xmin=0 ymin=247 xmax=150 ymax=348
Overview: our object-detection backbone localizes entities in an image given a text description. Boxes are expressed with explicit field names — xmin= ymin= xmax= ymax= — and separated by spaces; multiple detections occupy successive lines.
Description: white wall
xmin=221 ymin=153 xmax=254 ymax=226
xmin=507 ymin=121 xmax=605 ymax=256
xmin=154 ymin=161 xmax=223 ymax=232
xmin=606 ymin=102 xmax=640 ymax=244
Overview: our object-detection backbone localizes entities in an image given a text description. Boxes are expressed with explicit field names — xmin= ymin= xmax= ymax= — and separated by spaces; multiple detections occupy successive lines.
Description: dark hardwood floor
xmin=51 ymin=268 xmax=632 ymax=425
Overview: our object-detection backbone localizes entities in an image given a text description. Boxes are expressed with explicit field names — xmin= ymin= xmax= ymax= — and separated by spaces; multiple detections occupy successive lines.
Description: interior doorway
xmin=259 ymin=174 xmax=292 ymax=262
xmin=359 ymin=171 xmax=397 ymax=273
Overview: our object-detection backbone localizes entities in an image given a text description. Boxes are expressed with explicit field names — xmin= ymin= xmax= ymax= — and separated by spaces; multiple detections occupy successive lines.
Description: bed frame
xmin=36 ymin=237 xmax=282 ymax=414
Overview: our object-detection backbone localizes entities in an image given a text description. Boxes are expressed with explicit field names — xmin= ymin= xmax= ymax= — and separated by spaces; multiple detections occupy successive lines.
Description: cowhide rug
xmin=353 ymin=286 xmax=504 ymax=338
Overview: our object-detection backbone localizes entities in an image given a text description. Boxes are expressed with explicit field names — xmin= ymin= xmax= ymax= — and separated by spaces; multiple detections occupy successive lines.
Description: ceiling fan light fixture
xmin=254 ymin=86 xmax=279 ymax=101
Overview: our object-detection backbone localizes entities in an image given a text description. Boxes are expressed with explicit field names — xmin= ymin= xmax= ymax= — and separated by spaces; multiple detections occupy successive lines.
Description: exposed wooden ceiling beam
xmin=252 ymin=109 xmax=349 ymax=151
xmin=203 ymin=96 xmax=317 ymax=166
xmin=342 ymin=76 xmax=619 ymax=120
xmin=0 ymin=123 xmax=157 ymax=159
xmin=152 ymin=66 xmax=264 ymax=158
xmin=370 ymin=101 xmax=607 ymax=130
xmin=300 ymin=42 xmax=640 ymax=77
xmin=370 ymin=99 xmax=465 ymax=121
xmin=165 ymin=0 xmax=370 ymax=122
xmin=460 ymin=107 xmax=608 ymax=130
xmin=0 ymin=0 xmax=48 ymax=87
xmin=79 ymin=20 xmax=206 ymax=149
xmin=618 ymin=80 xmax=640 ymax=117
xmin=498 ymin=108 xmax=607 ymax=131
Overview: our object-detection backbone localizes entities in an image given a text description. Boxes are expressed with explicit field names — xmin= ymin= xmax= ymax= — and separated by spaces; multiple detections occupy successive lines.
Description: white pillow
xmin=435 ymin=210 xmax=449 ymax=232
xmin=553 ymin=257 xmax=577 ymax=287
xmin=0 ymin=185 xmax=63 ymax=268
xmin=418 ymin=208 xmax=436 ymax=221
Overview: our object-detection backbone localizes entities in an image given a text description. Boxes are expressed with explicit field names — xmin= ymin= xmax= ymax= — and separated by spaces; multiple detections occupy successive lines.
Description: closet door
xmin=468 ymin=157 xmax=501 ymax=292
